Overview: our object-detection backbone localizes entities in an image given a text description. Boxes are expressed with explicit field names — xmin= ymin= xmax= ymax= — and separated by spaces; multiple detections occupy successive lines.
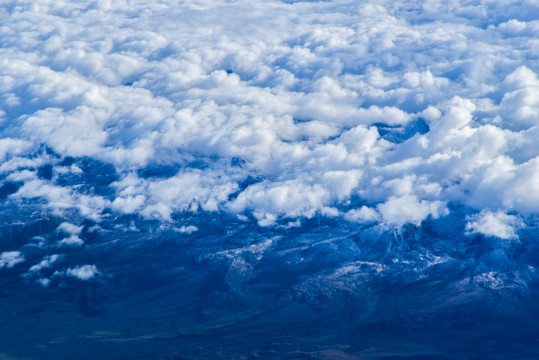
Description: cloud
xmin=465 ymin=210 xmax=523 ymax=240
xmin=0 ymin=138 xmax=32 ymax=162
xmin=0 ymin=251 xmax=25 ymax=269
xmin=229 ymin=180 xmax=330 ymax=225
xmin=177 ymin=225 xmax=199 ymax=234
xmin=499 ymin=66 xmax=539 ymax=131
xmin=57 ymin=222 xmax=83 ymax=235
xmin=377 ymin=195 xmax=447 ymax=226
xmin=56 ymin=222 xmax=85 ymax=246
xmin=345 ymin=206 xmax=380 ymax=223
xmin=65 ymin=265 xmax=99 ymax=281
xmin=1 ymin=0 xmax=539 ymax=230
xmin=59 ymin=235 xmax=84 ymax=246
xmin=29 ymin=254 xmax=60 ymax=272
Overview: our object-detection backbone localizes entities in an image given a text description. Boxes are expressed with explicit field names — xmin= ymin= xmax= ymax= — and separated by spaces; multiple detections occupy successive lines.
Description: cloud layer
xmin=1 ymin=0 xmax=539 ymax=233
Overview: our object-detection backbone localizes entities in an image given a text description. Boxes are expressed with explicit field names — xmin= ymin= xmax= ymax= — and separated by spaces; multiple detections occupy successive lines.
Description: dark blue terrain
xmin=1 ymin=160 xmax=538 ymax=359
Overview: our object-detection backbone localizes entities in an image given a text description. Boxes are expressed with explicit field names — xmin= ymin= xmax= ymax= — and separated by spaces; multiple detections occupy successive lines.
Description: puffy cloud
xmin=0 ymin=251 xmax=25 ymax=269
xmin=465 ymin=210 xmax=523 ymax=240
xmin=377 ymin=195 xmax=447 ymax=226
xmin=37 ymin=278 xmax=51 ymax=287
xmin=505 ymin=157 xmax=539 ymax=212
xmin=229 ymin=180 xmax=330 ymax=225
xmin=59 ymin=235 xmax=84 ymax=246
xmin=177 ymin=225 xmax=199 ymax=234
xmin=499 ymin=66 xmax=539 ymax=131
xmin=57 ymin=222 xmax=83 ymax=235
xmin=66 ymin=265 xmax=98 ymax=281
xmin=111 ymin=194 xmax=146 ymax=214
xmin=0 ymin=138 xmax=32 ymax=162
xmin=1 ymin=0 xmax=539 ymax=230
xmin=345 ymin=206 xmax=380 ymax=223
xmin=29 ymin=254 xmax=59 ymax=272
xmin=13 ymin=177 xmax=110 ymax=220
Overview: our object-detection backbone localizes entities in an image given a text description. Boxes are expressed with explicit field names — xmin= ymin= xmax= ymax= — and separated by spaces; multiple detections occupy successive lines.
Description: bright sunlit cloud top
xmin=1 ymin=0 xmax=539 ymax=237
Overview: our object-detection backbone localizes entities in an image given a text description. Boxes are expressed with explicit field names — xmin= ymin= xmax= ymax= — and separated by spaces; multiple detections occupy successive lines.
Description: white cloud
xmin=66 ymin=265 xmax=99 ymax=281
xmin=29 ymin=254 xmax=60 ymax=272
xmin=499 ymin=67 xmax=539 ymax=131
xmin=0 ymin=138 xmax=32 ymax=162
xmin=177 ymin=225 xmax=199 ymax=234
xmin=229 ymin=180 xmax=330 ymax=225
xmin=59 ymin=235 xmax=84 ymax=246
xmin=37 ymin=278 xmax=51 ymax=287
xmin=111 ymin=195 xmax=146 ymax=214
xmin=377 ymin=195 xmax=447 ymax=226
xmin=1 ymin=0 xmax=539 ymax=229
xmin=465 ymin=210 xmax=523 ymax=240
xmin=0 ymin=251 xmax=25 ymax=269
xmin=345 ymin=206 xmax=380 ymax=223
xmin=13 ymin=178 xmax=110 ymax=220
xmin=57 ymin=222 xmax=83 ymax=235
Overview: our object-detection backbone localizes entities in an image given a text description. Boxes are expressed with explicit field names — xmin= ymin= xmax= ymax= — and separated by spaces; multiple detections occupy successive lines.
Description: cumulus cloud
xmin=177 ymin=225 xmax=199 ymax=234
xmin=66 ymin=265 xmax=99 ymax=281
xmin=345 ymin=206 xmax=380 ymax=223
xmin=0 ymin=251 xmax=25 ymax=269
xmin=57 ymin=222 xmax=83 ymax=235
xmin=1 ymin=0 xmax=539 ymax=229
xmin=57 ymin=222 xmax=84 ymax=246
xmin=59 ymin=235 xmax=84 ymax=246
xmin=377 ymin=195 xmax=447 ymax=226
xmin=465 ymin=210 xmax=524 ymax=240
xmin=0 ymin=138 xmax=32 ymax=162
xmin=29 ymin=254 xmax=60 ymax=272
